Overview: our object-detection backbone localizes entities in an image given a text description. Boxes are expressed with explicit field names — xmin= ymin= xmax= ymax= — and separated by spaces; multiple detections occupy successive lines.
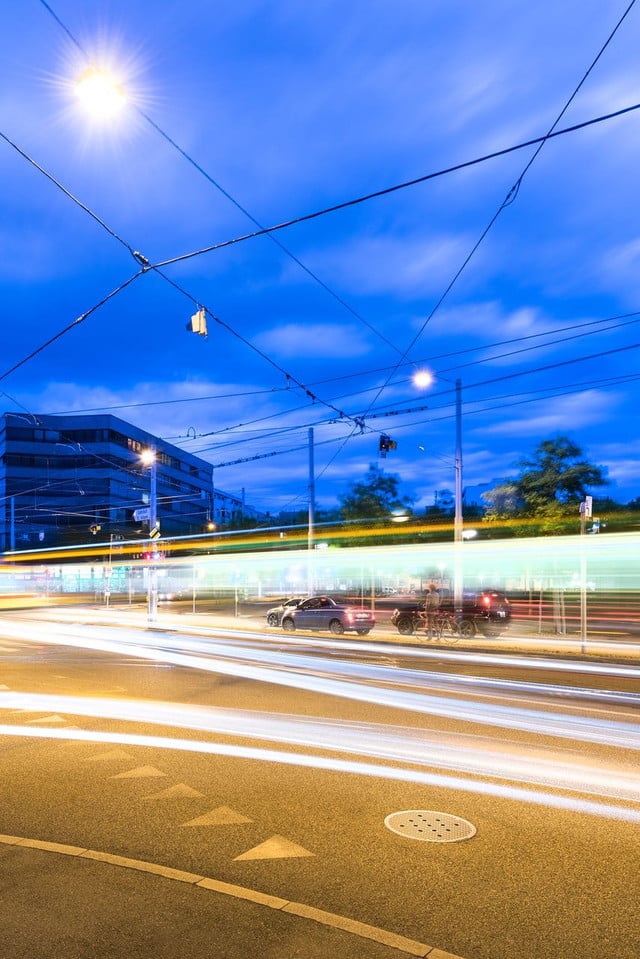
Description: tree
xmin=483 ymin=436 xmax=607 ymax=528
xmin=339 ymin=464 xmax=413 ymax=521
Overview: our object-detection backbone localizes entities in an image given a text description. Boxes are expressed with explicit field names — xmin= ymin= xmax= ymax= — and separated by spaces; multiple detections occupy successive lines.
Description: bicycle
xmin=424 ymin=609 xmax=461 ymax=644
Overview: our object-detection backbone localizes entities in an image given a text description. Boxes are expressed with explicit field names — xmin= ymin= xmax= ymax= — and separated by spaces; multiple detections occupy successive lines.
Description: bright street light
xmin=412 ymin=369 xmax=434 ymax=389
xmin=75 ymin=67 xmax=127 ymax=119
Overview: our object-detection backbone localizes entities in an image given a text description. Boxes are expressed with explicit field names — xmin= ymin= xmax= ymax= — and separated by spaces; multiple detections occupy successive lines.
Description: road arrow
xmin=234 ymin=835 xmax=314 ymax=860
xmin=181 ymin=805 xmax=253 ymax=826
xmin=145 ymin=784 xmax=206 ymax=800
xmin=110 ymin=766 xmax=167 ymax=779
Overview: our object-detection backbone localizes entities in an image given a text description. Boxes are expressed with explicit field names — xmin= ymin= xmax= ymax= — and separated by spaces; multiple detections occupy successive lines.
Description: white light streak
xmin=1 ymin=619 xmax=639 ymax=751
xmin=1 ymin=722 xmax=639 ymax=824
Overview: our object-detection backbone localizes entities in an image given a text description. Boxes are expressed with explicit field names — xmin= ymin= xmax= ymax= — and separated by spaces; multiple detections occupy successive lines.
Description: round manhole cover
xmin=385 ymin=810 xmax=476 ymax=843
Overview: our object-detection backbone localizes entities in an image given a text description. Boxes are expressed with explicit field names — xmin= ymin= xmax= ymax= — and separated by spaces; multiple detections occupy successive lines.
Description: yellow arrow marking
xmin=234 ymin=835 xmax=314 ymax=861
xmin=145 ymin=784 xmax=206 ymax=800
xmin=110 ymin=766 xmax=167 ymax=779
xmin=182 ymin=806 xmax=253 ymax=827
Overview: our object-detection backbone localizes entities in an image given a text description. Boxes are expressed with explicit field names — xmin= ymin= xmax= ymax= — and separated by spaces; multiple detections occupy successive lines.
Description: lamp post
xmin=414 ymin=372 xmax=464 ymax=612
xmin=140 ymin=447 xmax=158 ymax=624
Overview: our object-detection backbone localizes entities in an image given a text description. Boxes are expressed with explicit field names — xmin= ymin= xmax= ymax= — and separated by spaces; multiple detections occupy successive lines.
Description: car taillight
xmin=482 ymin=595 xmax=491 ymax=606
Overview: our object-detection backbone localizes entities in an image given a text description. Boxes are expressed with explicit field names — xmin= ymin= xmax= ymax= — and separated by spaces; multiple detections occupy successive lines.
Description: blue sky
xmin=1 ymin=0 xmax=640 ymax=517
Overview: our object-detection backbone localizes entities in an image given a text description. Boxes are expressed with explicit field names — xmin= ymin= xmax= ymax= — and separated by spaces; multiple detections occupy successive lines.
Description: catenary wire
xmin=357 ymin=0 xmax=639 ymax=423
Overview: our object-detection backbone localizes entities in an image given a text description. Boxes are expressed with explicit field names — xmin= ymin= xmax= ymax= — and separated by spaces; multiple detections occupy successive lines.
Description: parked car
xmin=391 ymin=589 xmax=511 ymax=638
xmin=280 ymin=595 xmax=375 ymax=635
xmin=266 ymin=597 xmax=304 ymax=626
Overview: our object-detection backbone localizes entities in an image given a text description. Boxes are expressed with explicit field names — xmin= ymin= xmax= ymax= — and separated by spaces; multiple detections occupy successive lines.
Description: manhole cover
xmin=384 ymin=810 xmax=476 ymax=843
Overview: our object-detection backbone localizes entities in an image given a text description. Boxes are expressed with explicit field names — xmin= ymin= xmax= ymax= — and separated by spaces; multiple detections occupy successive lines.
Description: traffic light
xmin=187 ymin=308 xmax=208 ymax=337
xmin=379 ymin=434 xmax=397 ymax=457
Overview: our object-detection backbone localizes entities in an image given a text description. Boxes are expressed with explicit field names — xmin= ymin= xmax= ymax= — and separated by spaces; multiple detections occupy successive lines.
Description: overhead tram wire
xmin=13 ymin=10 xmax=640 ymax=403
xmin=38 ymin=0 xmax=401 ymax=358
xmin=115 ymin=103 xmax=640 ymax=272
xmin=38 ymin=0 xmax=640 ymax=361
xmin=201 ymin=366 xmax=640 ymax=472
xmin=355 ymin=0 xmax=639 ymax=425
xmin=19 ymin=1 xmax=640 ymax=485
xmin=181 ymin=314 xmax=640 ymax=457
xmin=0 ymin=269 xmax=144 ymax=384
xmin=0 ymin=132 xmax=361 ymax=434
xmin=46 ymin=306 xmax=640 ymax=421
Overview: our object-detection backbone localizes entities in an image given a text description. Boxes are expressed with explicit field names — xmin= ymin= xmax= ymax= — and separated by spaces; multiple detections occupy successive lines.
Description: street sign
xmin=150 ymin=525 xmax=161 ymax=539
xmin=133 ymin=507 xmax=150 ymax=522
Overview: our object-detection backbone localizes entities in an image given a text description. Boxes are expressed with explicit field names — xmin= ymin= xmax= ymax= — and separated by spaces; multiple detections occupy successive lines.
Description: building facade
xmin=0 ymin=412 xmax=261 ymax=551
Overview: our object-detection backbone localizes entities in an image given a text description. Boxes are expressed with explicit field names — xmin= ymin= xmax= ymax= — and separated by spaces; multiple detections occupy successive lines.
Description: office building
xmin=0 ymin=412 xmax=261 ymax=551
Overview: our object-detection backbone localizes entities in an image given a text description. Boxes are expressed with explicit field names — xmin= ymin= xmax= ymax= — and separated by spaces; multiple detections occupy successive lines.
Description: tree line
xmin=294 ymin=435 xmax=636 ymax=537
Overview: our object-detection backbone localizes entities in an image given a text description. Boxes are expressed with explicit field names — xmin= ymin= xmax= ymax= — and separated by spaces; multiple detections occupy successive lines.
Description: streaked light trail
xmin=1 ymin=720 xmax=639 ymax=824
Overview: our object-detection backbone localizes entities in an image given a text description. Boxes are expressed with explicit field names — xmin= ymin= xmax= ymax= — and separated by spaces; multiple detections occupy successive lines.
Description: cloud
xmin=476 ymin=389 xmax=620 ymax=438
xmin=426 ymin=301 xmax=555 ymax=342
xmin=306 ymin=231 xmax=470 ymax=300
xmin=598 ymin=239 xmax=640 ymax=298
xmin=252 ymin=322 xmax=372 ymax=358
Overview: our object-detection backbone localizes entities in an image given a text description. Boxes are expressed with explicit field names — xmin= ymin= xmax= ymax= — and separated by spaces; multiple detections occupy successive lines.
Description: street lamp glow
xmin=413 ymin=369 xmax=434 ymax=389
xmin=140 ymin=448 xmax=156 ymax=467
xmin=75 ymin=67 xmax=127 ymax=118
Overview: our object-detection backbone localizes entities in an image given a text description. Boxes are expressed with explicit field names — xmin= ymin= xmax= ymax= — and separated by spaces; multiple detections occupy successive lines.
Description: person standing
xmin=424 ymin=583 xmax=440 ymax=639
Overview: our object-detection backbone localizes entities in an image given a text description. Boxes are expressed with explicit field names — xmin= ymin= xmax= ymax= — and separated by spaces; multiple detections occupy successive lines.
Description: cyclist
xmin=423 ymin=583 xmax=441 ymax=639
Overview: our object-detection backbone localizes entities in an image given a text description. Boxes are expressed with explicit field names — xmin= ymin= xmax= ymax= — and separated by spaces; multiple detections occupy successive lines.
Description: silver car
xmin=266 ymin=597 xmax=304 ymax=626
xmin=281 ymin=595 xmax=375 ymax=635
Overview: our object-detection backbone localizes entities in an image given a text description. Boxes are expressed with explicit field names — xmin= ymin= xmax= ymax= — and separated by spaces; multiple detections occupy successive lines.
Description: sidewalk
xmin=0 ymin=835 xmax=462 ymax=959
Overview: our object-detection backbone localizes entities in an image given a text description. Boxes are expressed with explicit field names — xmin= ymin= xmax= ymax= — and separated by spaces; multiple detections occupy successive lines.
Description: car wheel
xmin=356 ymin=629 xmax=370 ymax=636
xmin=458 ymin=618 xmax=476 ymax=638
xmin=396 ymin=617 xmax=414 ymax=635
xmin=329 ymin=619 xmax=345 ymax=635
xmin=267 ymin=613 xmax=279 ymax=626
xmin=282 ymin=618 xmax=295 ymax=632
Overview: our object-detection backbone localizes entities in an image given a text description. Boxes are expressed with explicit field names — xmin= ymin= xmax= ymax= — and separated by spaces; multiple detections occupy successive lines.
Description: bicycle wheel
xmin=439 ymin=614 xmax=461 ymax=644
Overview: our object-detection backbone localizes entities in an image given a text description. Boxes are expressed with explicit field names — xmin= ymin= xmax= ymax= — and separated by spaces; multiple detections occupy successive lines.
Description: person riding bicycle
xmin=423 ymin=583 xmax=441 ymax=639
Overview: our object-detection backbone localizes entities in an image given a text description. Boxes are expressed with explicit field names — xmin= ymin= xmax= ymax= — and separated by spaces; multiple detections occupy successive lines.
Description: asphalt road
xmin=0 ymin=607 xmax=639 ymax=959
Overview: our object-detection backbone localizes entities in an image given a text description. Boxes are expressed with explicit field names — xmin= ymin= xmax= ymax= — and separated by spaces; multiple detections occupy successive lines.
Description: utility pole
xmin=579 ymin=495 xmax=592 ymax=654
xmin=149 ymin=449 xmax=158 ymax=623
xmin=308 ymin=427 xmax=315 ymax=552
xmin=141 ymin=447 xmax=159 ymax=624
xmin=308 ymin=427 xmax=315 ymax=595
xmin=453 ymin=378 xmax=463 ymax=615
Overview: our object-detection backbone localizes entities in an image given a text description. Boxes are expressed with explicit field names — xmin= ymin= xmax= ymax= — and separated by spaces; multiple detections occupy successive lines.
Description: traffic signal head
xmin=187 ymin=308 xmax=208 ymax=336
xmin=379 ymin=434 xmax=397 ymax=457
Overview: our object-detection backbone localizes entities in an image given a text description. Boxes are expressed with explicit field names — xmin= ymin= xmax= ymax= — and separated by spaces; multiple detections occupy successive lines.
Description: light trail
xmin=36 ymin=606 xmax=640 ymax=679
xmin=2 ymin=690 xmax=640 ymax=804
xmin=1 ymin=619 xmax=639 ymax=751
xmin=7 ymin=614 xmax=640 ymax=699
xmin=1 ymin=721 xmax=639 ymax=824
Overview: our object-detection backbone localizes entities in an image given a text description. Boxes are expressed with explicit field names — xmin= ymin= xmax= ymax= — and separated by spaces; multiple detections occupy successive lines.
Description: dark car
xmin=266 ymin=597 xmax=304 ymax=626
xmin=391 ymin=588 xmax=511 ymax=638
xmin=281 ymin=595 xmax=375 ymax=635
